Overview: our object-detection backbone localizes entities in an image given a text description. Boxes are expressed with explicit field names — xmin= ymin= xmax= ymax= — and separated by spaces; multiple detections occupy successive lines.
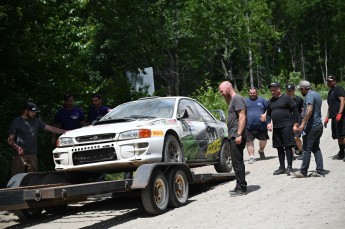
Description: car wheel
xmin=141 ymin=170 xmax=169 ymax=214
xmin=162 ymin=134 xmax=183 ymax=162
xmin=214 ymin=140 xmax=232 ymax=173
xmin=168 ymin=168 xmax=189 ymax=207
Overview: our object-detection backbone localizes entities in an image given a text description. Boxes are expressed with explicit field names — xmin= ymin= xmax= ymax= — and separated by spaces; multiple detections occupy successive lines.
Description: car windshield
xmin=101 ymin=98 xmax=176 ymax=120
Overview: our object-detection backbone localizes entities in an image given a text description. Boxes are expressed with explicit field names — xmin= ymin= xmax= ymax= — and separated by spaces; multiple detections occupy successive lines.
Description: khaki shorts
xmin=11 ymin=155 xmax=38 ymax=177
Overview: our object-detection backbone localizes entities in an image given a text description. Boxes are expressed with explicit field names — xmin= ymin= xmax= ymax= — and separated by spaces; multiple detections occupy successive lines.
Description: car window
xmin=178 ymin=99 xmax=202 ymax=121
xmin=193 ymin=101 xmax=216 ymax=123
xmin=103 ymin=98 xmax=176 ymax=120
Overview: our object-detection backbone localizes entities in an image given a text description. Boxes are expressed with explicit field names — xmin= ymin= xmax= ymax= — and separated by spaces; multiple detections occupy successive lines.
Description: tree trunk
xmin=301 ymin=43 xmax=305 ymax=80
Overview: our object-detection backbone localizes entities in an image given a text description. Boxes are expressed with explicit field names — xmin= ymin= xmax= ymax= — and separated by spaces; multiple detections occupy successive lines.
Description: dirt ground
xmin=1 ymin=101 xmax=345 ymax=229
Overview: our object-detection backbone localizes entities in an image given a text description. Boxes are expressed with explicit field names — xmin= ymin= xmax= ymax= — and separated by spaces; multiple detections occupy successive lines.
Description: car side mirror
xmin=177 ymin=109 xmax=189 ymax=119
xmin=210 ymin=110 xmax=226 ymax=122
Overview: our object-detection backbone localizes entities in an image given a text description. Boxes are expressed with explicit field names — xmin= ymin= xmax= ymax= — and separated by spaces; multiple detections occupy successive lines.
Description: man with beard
xmin=8 ymin=101 xmax=66 ymax=176
xmin=293 ymin=80 xmax=325 ymax=177
xmin=266 ymin=82 xmax=298 ymax=176
xmin=219 ymin=81 xmax=247 ymax=196
xmin=245 ymin=87 xmax=270 ymax=164
xmin=324 ymin=75 xmax=345 ymax=161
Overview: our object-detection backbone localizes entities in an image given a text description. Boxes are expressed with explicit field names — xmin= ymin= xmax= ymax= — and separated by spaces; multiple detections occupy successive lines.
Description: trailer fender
xmin=131 ymin=163 xmax=193 ymax=189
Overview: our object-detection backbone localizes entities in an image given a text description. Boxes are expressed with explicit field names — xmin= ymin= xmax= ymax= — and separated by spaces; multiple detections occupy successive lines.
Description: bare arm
xmin=339 ymin=96 xmax=345 ymax=114
xmin=45 ymin=125 xmax=66 ymax=134
xmin=300 ymin=104 xmax=313 ymax=127
xmin=237 ymin=109 xmax=246 ymax=136
xmin=7 ymin=134 xmax=24 ymax=155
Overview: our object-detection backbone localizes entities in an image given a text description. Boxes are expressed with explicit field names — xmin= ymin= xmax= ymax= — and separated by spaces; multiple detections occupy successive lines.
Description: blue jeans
xmin=301 ymin=123 xmax=324 ymax=174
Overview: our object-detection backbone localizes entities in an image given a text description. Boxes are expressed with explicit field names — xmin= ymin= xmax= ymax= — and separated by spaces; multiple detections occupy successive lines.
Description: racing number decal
xmin=206 ymin=138 xmax=221 ymax=157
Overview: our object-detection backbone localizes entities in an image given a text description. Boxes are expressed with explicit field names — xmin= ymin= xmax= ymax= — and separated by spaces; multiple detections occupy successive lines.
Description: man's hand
xmin=324 ymin=116 xmax=329 ymax=128
xmin=235 ymin=136 xmax=242 ymax=145
xmin=267 ymin=123 xmax=273 ymax=131
xmin=336 ymin=113 xmax=342 ymax=122
xmin=15 ymin=145 xmax=24 ymax=156
xmin=260 ymin=113 xmax=267 ymax=122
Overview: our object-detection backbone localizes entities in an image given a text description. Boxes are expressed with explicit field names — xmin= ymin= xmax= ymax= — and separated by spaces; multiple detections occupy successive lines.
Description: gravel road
xmin=1 ymin=101 xmax=345 ymax=229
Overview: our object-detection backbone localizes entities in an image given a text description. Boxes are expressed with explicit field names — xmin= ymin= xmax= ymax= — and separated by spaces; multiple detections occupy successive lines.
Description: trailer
xmin=0 ymin=163 xmax=236 ymax=219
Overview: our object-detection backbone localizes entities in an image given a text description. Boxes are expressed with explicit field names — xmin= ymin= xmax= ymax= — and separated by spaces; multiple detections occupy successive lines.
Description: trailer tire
xmin=45 ymin=204 xmax=67 ymax=215
xmin=13 ymin=208 xmax=43 ymax=220
xmin=162 ymin=134 xmax=183 ymax=162
xmin=214 ymin=140 xmax=232 ymax=173
xmin=168 ymin=168 xmax=189 ymax=207
xmin=141 ymin=170 xmax=169 ymax=215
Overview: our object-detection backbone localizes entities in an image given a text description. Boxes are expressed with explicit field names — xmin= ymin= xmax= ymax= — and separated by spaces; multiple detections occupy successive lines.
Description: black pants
xmin=229 ymin=137 xmax=247 ymax=191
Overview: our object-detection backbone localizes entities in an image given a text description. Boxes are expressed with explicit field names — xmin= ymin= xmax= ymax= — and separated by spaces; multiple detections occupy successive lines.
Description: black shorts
xmin=331 ymin=117 xmax=345 ymax=139
xmin=272 ymin=126 xmax=295 ymax=148
xmin=246 ymin=129 xmax=269 ymax=142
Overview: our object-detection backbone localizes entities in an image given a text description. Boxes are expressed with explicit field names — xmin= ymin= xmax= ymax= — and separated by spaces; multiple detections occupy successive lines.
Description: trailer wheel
xmin=214 ymin=140 xmax=233 ymax=173
xmin=13 ymin=208 xmax=43 ymax=220
xmin=141 ymin=170 xmax=169 ymax=215
xmin=44 ymin=204 xmax=67 ymax=215
xmin=162 ymin=134 xmax=183 ymax=162
xmin=168 ymin=168 xmax=189 ymax=207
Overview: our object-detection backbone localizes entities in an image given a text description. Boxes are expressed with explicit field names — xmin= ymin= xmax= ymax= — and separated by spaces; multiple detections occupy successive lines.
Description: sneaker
xmin=259 ymin=151 xmax=266 ymax=159
xmin=332 ymin=152 xmax=344 ymax=160
xmin=297 ymin=154 xmax=304 ymax=160
xmin=286 ymin=167 xmax=293 ymax=176
xmin=273 ymin=167 xmax=286 ymax=175
xmin=294 ymin=171 xmax=307 ymax=178
xmin=310 ymin=171 xmax=325 ymax=177
xmin=248 ymin=157 xmax=255 ymax=164
xmin=229 ymin=189 xmax=247 ymax=197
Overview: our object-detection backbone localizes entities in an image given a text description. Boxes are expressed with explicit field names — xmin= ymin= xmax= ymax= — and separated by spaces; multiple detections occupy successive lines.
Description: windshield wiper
xmin=125 ymin=115 xmax=156 ymax=119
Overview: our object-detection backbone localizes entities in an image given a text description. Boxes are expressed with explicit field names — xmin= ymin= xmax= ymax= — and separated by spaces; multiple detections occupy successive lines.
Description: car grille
xmin=72 ymin=147 xmax=117 ymax=165
xmin=76 ymin=134 xmax=115 ymax=143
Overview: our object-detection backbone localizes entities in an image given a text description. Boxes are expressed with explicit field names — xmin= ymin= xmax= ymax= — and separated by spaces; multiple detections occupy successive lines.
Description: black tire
xmin=141 ymin=170 xmax=169 ymax=215
xmin=13 ymin=208 xmax=43 ymax=220
xmin=214 ymin=140 xmax=232 ymax=173
xmin=44 ymin=204 xmax=67 ymax=215
xmin=168 ymin=168 xmax=189 ymax=207
xmin=162 ymin=134 xmax=183 ymax=162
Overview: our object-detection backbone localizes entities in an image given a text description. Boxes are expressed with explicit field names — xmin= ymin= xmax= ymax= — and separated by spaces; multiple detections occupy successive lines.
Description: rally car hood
xmin=62 ymin=118 xmax=165 ymax=138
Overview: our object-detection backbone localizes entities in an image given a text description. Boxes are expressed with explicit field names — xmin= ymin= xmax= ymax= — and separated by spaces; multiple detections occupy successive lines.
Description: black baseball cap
xmin=24 ymin=101 xmax=40 ymax=112
xmin=268 ymin=82 xmax=281 ymax=89
xmin=326 ymin=75 xmax=336 ymax=81
xmin=286 ymin=83 xmax=295 ymax=90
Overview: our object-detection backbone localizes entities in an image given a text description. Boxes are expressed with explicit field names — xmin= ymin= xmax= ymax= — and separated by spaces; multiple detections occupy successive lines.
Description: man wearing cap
xmin=88 ymin=94 xmax=110 ymax=125
xmin=8 ymin=101 xmax=66 ymax=176
xmin=219 ymin=81 xmax=247 ymax=196
xmin=245 ymin=87 xmax=270 ymax=164
xmin=267 ymin=82 xmax=299 ymax=176
xmin=293 ymin=80 xmax=325 ymax=177
xmin=286 ymin=83 xmax=304 ymax=158
xmin=324 ymin=75 xmax=345 ymax=160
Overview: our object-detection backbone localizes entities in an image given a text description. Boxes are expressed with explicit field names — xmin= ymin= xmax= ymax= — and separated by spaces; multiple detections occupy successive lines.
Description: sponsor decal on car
xmin=206 ymin=138 xmax=221 ymax=157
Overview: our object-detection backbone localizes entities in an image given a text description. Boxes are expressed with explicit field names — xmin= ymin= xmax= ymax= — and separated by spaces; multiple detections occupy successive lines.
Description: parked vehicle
xmin=53 ymin=97 xmax=231 ymax=173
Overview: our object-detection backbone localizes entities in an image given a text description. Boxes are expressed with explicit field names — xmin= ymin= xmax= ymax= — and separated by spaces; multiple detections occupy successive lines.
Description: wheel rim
xmin=154 ymin=178 xmax=167 ymax=208
xmin=174 ymin=174 xmax=186 ymax=200
xmin=167 ymin=140 xmax=180 ymax=162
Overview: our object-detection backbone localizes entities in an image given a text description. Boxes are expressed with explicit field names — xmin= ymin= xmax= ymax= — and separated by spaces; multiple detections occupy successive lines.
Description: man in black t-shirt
xmin=286 ymin=83 xmax=304 ymax=158
xmin=324 ymin=75 xmax=345 ymax=160
xmin=267 ymin=82 xmax=298 ymax=176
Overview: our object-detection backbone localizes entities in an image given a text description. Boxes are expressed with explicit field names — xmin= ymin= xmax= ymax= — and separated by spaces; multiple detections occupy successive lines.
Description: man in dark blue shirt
xmin=52 ymin=93 xmax=85 ymax=144
xmin=245 ymin=87 xmax=270 ymax=164
xmin=88 ymin=94 xmax=110 ymax=124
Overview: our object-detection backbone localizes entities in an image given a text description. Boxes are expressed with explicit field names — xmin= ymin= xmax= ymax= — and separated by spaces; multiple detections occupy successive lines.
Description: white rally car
xmin=53 ymin=97 xmax=231 ymax=173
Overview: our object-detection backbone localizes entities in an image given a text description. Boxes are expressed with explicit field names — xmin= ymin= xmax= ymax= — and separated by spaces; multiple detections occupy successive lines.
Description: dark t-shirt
xmin=267 ymin=94 xmax=297 ymax=128
xmin=54 ymin=106 xmax=84 ymax=130
xmin=227 ymin=94 xmax=247 ymax=138
xmin=8 ymin=117 xmax=46 ymax=155
xmin=292 ymin=95 xmax=304 ymax=124
xmin=245 ymin=97 xmax=269 ymax=131
xmin=327 ymin=85 xmax=345 ymax=119
xmin=88 ymin=105 xmax=109 ymax=123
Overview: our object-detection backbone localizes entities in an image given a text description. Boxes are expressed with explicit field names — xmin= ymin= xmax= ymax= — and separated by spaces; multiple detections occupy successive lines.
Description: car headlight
xmin=57 ymin=137 xmax=74 ymax=147
xmin=118 ymin=129 xmax=151 ymax=140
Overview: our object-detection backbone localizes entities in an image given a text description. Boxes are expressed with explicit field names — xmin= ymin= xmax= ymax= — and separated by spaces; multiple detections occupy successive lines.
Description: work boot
xmin=273 ymin=167 xmax=286 ymax=175
xmin=294 ymin=171 xmax=307 ymax=178
xmin=332 ymin=152 xmax=344 ymax=160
